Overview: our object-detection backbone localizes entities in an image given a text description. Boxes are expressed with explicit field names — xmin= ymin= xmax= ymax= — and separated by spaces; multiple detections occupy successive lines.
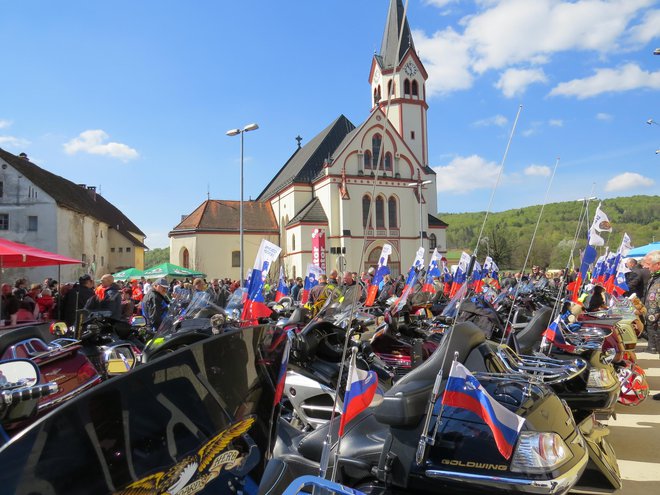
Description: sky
xmin=1 ymin=0 xmax=658 ymax=249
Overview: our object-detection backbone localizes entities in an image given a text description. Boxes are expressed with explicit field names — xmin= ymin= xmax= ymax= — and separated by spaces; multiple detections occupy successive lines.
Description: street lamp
xmin=407 ymin=179 xmax=432 ymax=249
xmin=226 ymin=123 xmax=259 ymax=288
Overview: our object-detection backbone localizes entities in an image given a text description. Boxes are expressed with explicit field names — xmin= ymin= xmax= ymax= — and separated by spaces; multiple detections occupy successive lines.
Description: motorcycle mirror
xmin=130 ymin=316 xmax=146 ymax=328
xmin=49 ymin=322 xmax=68 ymax=337
xmin=0 ymin=359 xmax=39 ymax=389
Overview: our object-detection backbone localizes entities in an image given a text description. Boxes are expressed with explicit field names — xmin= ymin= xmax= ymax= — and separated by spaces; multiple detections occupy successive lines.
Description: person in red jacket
xmin=37 ymin=288 xmax=55 ymax=320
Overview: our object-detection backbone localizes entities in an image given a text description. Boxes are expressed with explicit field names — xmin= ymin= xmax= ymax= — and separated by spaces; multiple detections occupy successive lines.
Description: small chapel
xmin=170 ymin=0 xmax=448 ymax=280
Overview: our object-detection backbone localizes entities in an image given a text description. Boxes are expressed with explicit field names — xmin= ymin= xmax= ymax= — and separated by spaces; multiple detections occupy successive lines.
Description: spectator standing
xmin=1 ymin=283 xmax=20 ymax=325
xmin=85 ymin=274 xmax=122 ymax=321
xmin=142 ymin=278 xmax=171 ymax=331
xmin=62 ymin=275 xmax=96 ymax=328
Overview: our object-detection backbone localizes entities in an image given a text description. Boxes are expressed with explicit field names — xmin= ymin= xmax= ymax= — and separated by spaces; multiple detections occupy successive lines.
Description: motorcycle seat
xmin=375 ymin=322 xmax=485 ymax=427
xmin=297 ymin=410 xmax=387 ymax=465
xmin=515 ymin=306 xmax=552 ymax=354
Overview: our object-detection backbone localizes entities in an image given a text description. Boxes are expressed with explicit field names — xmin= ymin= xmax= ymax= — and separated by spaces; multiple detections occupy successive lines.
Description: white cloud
xmin=0 ymin=136 xmax=30 ymax=148
xmin=524 ymin=164 xmax=551 ymax=176
xmin=549 ymin=119 xmax=563 ymax=127
xmin=414 ymin=27 xmax=474 ymax=96
xmin=63 ymin=130 xmax=139 ymax=161
xmin=628 ymin=9 xmax=660 ymax=44
xmin=596 ymin=112 xmax=613 ymax=121
xmin=473 ymin=114 xmax=508 ymax=127
xmin=423 ymin=0 xmax=457 ymax=7
xmin=433 ymin=154 xmax=502 ymax=193
xmin=0 ymin=119 xmax=12 ymax=129
xmin=604 ymin=172 xmax=655 ymax=191
xmin=495 ymin=68 xmax=548 ymax=97
xmin=550 ymin=63 xmax=660 ymax=99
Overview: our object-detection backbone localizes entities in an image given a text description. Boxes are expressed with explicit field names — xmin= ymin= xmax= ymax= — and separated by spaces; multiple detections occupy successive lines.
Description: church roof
xmin=0 ymin=147 xmax=147 ymax=249
xmin=257 ymin=115 xmax=356 ymax=201
xmin=379 ymin=0 xmax=415 ymax=69
xmin=170 ymin=200 xmax=279 ymax=234
xmin=287 ymin=197 xmax=328 ymax=226
xmin=428 ymin=213 xmax=448 ymax=228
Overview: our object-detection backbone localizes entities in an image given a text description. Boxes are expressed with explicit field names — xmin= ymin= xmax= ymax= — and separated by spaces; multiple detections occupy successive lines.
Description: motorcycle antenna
xmin=500 ymin=156 xmax=560 ymax=344
xmin=319 ymin=0 xmax=412 ymax=482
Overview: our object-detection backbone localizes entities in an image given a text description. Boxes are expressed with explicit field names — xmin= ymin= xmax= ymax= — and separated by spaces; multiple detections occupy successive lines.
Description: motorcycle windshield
xmin=154 ymin=291 xmax=223 ymax=339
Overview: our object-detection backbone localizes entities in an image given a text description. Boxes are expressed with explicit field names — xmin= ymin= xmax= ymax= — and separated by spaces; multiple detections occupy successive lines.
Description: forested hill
xmin=439 ymin=195 xmax=659 ymax=269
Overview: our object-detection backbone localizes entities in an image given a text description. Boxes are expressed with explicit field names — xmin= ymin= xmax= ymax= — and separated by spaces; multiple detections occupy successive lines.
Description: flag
xmin=470 ymin=260 xmax=484 ymax=293
xmin=543 ymin=315 xmax=576 ymax=353
xmin=392 ymin=247 xmax=425 ymax=313
xmin=338 ymin=351 xmax=380 ymax=436
xmin=241 ymin=240 xmax=282 ymax=325
xmin=449 ymin=252 xmax=471 ymax=298
xmin=484 ymin=257 xmax=501 ymax=290
xmin=423 ymin=248 xmax=442 ymax=293
xmin=275 ymin=266 xmax=289 ymax=302
xmin=273 ymin=335 xmax=292 ymax=406
xmin=300 ymin=263 xmax=323 ymax=304
xmin=442 ymin=361 xmax=525 ymax=459
xmin=365 ymin=244 xmax=392 ymax=306
xmin=442 ymin=258 xmax=453 ymax=296
xmin=606 ymin=233 xmax=633 ymax=296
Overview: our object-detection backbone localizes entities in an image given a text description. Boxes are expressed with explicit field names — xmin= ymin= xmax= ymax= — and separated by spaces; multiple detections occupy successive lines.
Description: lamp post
xmin=226 ymin=123 xmax=259 ymax=288
xmin=407 ymin=179 xmax=432 ymax=249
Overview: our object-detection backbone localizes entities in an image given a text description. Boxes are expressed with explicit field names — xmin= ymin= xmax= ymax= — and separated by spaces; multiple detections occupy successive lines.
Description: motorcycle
xmin=260 ymin=320 xmax=621 ymax=495
xmin=0 ymin=325 xmax=102 ymax=420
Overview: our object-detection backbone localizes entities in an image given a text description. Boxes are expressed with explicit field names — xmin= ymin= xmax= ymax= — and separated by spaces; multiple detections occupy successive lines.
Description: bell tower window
xmin=404 ymin=79 xmax=411 ymax=96
xmin=412 ymin=80 xmax=419 ymax=97
xmin=387 ymin=80 xmax=395 ymax=98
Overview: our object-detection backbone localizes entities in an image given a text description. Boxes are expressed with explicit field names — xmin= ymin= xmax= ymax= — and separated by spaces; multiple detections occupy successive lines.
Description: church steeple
xmin=369 ymin=0 xmax=429 ymax=167
xmin=380 ymin=0 xmax=415 ymax=69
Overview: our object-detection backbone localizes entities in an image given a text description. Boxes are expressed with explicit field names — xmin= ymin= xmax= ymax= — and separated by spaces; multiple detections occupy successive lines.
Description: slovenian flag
xmin=484 ymin=256 xmax=500 ymax=290
xmin=275 ymin=266 xmax=289 ymax=302
xmin=300 ymin=263 xmax=322 ymax=304
xmin=442 ymin=259 xmax=452 ymax=296
xmin=543 ymin=315 xmax=576 ymax=353
xmin=273 ymin=335 xmax=292 ymax=406
xmin=442 ymin=361 xmax=525 ymax=459
xmin=470 ymin=260 xmax=484 ymax=293
xmin=365 ymin=244 xmax=393 ymax=307
xmin=339 ymin=350 xmax=380 ymax=436
xmin=449 ymin=252 xmax=471 ymax=298
xmin=392 ymin=247 xmax=425 ymax=313
xmin=242 ymin=240 xmax=281 ymax=325
xmin=423 ymin=248 xmax=442 ymax=293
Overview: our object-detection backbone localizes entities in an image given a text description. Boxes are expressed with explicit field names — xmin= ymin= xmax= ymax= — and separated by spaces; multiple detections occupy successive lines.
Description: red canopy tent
xmin=0 ymin=238 xmax=82 ymax=268
xmin=1 ymin=238 xmax=81 ymax=324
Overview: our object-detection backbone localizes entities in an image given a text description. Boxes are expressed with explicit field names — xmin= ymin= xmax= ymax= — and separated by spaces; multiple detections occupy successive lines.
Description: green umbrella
xmin=142 ymin=262 xmax=206 ymax=279
xmin=112 ymin=267 xmax=145 ymax=280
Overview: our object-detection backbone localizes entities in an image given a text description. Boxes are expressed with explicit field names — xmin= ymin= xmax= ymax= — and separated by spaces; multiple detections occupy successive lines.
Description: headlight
xmin=587 ymin=368 xmax=617 ymax=389
xmin=511 ymin=431 xmax=572 ymax=473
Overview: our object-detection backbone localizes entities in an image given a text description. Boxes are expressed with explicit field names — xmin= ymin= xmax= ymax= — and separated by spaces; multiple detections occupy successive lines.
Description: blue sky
xmin=1 ymin=0 xmax=658 ymax=249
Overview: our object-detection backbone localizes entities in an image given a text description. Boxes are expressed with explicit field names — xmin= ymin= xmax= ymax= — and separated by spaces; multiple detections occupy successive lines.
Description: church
xmin=169 ymin=0 xmax=447 ymax=280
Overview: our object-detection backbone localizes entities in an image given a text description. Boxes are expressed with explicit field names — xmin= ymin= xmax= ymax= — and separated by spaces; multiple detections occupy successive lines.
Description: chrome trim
xmin=426 ymin=449 xmax=588 ymax=495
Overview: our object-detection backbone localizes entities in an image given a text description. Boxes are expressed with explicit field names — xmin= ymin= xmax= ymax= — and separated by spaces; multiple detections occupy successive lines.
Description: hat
xmin=368 ymin=267 xmax=375 ymax=275
xmin=79 ymin=274 xmax=93 ymax=283
xmin=155 ymin=278 xmax=168 ymax=287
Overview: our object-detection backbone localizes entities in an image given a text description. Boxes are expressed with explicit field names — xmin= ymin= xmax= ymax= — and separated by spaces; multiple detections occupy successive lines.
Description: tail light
xmin=78 ymin=359 xmax=99 ymax=383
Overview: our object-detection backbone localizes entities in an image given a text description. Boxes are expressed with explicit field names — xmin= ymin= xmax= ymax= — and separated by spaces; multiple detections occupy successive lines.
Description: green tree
xmin=145 ymin=247 xmax=170 ymax=269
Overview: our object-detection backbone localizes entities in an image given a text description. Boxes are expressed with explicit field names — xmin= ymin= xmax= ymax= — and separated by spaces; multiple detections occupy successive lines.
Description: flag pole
xmin=328 ymin=346 xmax=358 ymax=483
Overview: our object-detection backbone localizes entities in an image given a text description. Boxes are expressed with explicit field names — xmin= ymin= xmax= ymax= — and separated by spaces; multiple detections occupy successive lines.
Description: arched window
xmin=388 ymin=196 xmax=398 ymax=228
xmin=362 ymin=195 xmax=372 ymax=228
xmin=182 ymin=248 xmax=190 ymax=268
xmin=363 ymin=150 xmax=372 ymax=169
xmin=384 ymin=152 xmax=393 ymax=171
xmin=412 ymin=80 xmax=419 ymax=97
xmin=291 ymin=234 xmax=296 ymax=251
xmin=429 ymin=234 xmax=437 ymax=250
xmin=376 ymin=196 xmax=385 ymax=229
xmin=373 ymin=86 xmax=381 ymax=105
xmin=404 ymin=79 xmax=411 ymax=96
xmin=387 ymin=80 xmax=395 ymax=97
xmin=372 ymin=134 xmax=382 ymax=168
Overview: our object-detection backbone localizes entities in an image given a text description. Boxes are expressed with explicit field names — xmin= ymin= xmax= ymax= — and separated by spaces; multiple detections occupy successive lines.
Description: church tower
xmin=369 ymin=0 xmax=429 ymax=167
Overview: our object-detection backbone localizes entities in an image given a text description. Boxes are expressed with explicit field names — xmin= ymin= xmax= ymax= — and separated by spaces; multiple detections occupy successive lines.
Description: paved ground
xmin=603 ymin=347 xmax=660 ymax=494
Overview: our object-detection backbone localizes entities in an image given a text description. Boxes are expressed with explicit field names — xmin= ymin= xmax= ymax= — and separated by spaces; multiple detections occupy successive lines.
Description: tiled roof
xmin=257 ymin=115 xmax=355 ymax=201
xmin=287 ymin=197 xmax=328 ymax=226
xmin=0 ymin=147 xmax=147 ymax=249
xmin=428 ymin=214 xmax=448 ymax=227
xmin=170 ymin=200 xmax=278 ymax=234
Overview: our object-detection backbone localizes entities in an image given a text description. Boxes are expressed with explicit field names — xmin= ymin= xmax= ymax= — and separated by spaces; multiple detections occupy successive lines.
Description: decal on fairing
xmin=441 ymin=459 xmax=508 ymax=471
xmin=114 ymin=416 xmax=256 ymax=495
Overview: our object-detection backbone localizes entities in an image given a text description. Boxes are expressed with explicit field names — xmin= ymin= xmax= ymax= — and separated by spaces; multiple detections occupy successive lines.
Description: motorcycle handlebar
xmin=1 ymin=383 xmax=59 ymax=407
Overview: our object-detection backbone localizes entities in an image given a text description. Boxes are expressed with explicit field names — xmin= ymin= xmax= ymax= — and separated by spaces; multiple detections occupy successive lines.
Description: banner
xmin=300 ymin=263 xmax=323 ymax=304
xmin=312 ymin=228 xmax=327 ymax=272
